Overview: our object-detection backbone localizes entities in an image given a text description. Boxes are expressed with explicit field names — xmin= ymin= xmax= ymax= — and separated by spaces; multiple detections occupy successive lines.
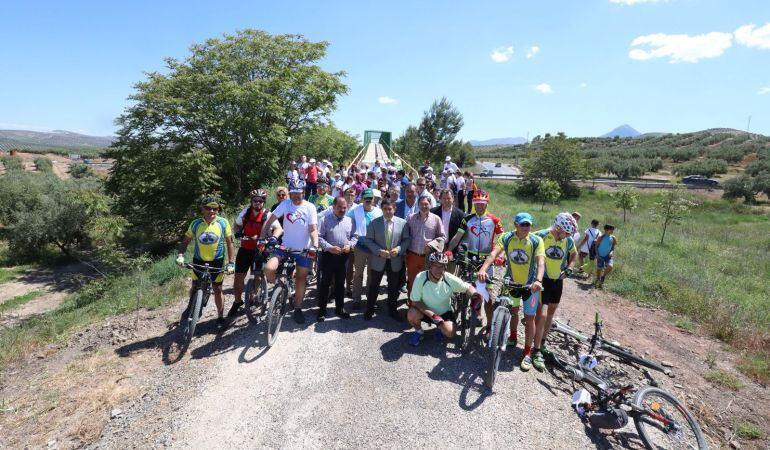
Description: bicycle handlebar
xmin=183 ymin=262 xmax=227 ymax=273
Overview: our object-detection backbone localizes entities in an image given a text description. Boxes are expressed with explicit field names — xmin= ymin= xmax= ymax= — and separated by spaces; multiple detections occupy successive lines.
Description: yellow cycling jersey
xmin=185 ymin=216 xmax=233 ymax=261
xmin=496 ymin=231 xmax=544 ymax=284
xmin=535 ymin=228 xmax=576 ymax=280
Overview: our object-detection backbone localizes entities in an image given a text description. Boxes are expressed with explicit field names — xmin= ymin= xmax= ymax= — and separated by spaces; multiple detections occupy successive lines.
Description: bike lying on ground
xmin=179 ymin=262 xmax=229 ymax=353
xmin=265 ymin=246 xmax=316 ymax=347
xmin=547 ymin=349 xmax=708 ymax=449
xmin=485 ymin=277 xmax=530 ymax=389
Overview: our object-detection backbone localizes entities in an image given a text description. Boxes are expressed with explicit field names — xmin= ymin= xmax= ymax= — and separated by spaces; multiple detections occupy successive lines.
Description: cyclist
xmin=530 ymin=212 xmax=578 ymax=371
xmin=308 ymin=177 xmax=335 ymax=215
xmin=176 ymin=196 xmax=236 ymax=330
xmin=260 ymin=180 xmax=319 ymax=324
xmin=227 ymin=189 xmax=284 ymax=318
xmin=477 ymin=212 xmax=544 ymax=371
xmin=446 ymin=190 xmax=504 ymax=328
xmin=407 ymin=252 xmax=483 ymax=346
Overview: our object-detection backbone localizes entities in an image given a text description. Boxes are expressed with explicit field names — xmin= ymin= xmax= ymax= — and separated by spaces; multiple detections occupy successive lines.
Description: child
xmin=594 ymin=224 xmax=618 ymax=288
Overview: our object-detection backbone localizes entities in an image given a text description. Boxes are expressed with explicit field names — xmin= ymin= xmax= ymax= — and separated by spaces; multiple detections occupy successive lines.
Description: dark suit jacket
xmin=431 ymin=205 xmax=465 ymax=251
xmin=395 ymin=199 xmax=418 ymax=220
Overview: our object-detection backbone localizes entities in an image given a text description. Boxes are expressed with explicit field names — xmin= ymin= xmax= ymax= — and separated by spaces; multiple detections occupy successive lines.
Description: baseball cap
xmin=373 ymin=189 xmax=382 ymax=198
xmin=514 ymin=212 xmax=534 ymax=225
xmin=362 ymin=188 xmax=374 ymax=198
xmin=445 ymin=156 xmax=451 ymax=162
xmin=309 ymin=158 xmax=316 ymax=163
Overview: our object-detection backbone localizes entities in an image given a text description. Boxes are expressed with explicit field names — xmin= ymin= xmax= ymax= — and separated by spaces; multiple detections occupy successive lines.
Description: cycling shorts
xmin=420 ymin=309 xmax=456 ymax=325
xmin=191 ymin=258 xmax=224 ymax=285
xmin=272 ymin=248 xmax=313 ymax=269
xmin=235 ymin=248 xmax=267 ymax=274
xmin=541 ymin=278 xmax=563 ymax=305
xmin=596 ymin=255 xmax=613 ymax=269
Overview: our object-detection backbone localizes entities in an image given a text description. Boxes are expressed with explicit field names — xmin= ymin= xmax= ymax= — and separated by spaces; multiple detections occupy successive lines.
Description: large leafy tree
xmin=418 ymin=97 xmax=464 ymax=163
xmin=521 ymin=132 xmax=587 ymax=197
xmin=107 ymin=30 xmax=348 ymax=239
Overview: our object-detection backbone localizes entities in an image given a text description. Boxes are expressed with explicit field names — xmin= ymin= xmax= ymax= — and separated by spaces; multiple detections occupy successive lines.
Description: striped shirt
xmin=406 ymin=212 xmax=446 ymax=254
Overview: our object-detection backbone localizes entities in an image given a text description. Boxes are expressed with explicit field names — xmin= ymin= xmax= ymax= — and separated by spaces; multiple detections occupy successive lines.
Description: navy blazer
xmin=395 ymin=199 xmax=418 ymax=220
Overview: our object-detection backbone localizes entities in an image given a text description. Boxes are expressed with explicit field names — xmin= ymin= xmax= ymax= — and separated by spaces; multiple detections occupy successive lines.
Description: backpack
xmin=592 ymin=234 xmax=614 ymax=259
xmin=587 ymin=229 xmax=599 ymax=260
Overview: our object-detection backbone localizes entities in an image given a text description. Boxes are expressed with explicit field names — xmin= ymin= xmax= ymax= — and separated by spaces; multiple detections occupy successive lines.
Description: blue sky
xmin=1 ymin=0 xmax=768 ymax=139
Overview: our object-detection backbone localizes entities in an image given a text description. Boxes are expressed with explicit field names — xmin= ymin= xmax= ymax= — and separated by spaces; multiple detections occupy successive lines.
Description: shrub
xmin=34 ymin=157 xmax=53 ymax=173
xmin=69 ymin=162 xmax=94 ymax=178
xmin=1 ymin=155 xmax=24 ymax=172
xmin=674 ymin=159 xmax=728 ymax=177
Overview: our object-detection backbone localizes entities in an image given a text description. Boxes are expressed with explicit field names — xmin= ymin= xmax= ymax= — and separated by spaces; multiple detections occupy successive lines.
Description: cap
xmin=373 ymin=189 xmax=382 ymax=198
xmin=445 ymin=156 xmax=451 ymax=162
xmin=362 ymin=188 xmax=374 ymax=198
xmin=309 ymin=158 xmax=316 ymax=163
xmin=514 ymin=212 xmax=534 ymax=225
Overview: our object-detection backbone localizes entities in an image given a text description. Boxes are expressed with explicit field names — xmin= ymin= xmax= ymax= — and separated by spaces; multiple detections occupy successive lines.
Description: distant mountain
xmin=470 ymin=137 xmax=528 ymax=147
xmin=0 ymin=129 xmax=114 ymax=152
xmin=601 ymin=125 xmax=641 ymax=138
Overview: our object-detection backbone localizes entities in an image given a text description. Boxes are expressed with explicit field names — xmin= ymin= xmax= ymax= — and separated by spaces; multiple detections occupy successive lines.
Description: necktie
xmin=385 ymin=221 xmax=392 ymax=249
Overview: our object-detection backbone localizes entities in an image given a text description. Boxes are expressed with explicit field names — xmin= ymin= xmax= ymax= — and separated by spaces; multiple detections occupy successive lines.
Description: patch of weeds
xmin=0 ymin=290 xmax=43 ymax=314
xmin=737 ymin=353 xmax=769 ymax=386
xmin=0 ymin=265 xmax=31 ymax=284
xmin=703 ymin=369 xmax=744 ymax=391
xmin=735 ymin=422 xmax=763 ymax=440
xmin=705 ymin=344 xmax=717 ymax=369
xmin=672 ymin=317 xmax=695 ymax=332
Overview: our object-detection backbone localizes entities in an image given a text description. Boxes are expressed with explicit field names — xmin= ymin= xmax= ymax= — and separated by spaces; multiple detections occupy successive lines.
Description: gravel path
xmin=95 ymin=280 xmax=596 ymax=449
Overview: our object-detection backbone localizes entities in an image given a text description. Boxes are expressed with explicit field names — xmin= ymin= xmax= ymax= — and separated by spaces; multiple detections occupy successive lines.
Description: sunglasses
xmin=204 ymin=206 xmax=219 ymax=211
xmin=251 ymin=198 xmax=265 ymax=203
xmin=417 ymin=183 xmax=426 ymax=187
xmin=517 ymin=222 xmax=531 ymax=227
xmin=363 ymin=198 xmax=373 ymax=201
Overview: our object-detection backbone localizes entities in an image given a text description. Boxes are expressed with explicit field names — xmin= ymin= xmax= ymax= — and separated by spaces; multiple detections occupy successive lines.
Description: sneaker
xmin=520 ymin=355 xmax=532 ymax=371
xmin=540 ymin=344 xmax=552 ymax=358
xmin=408 ymin=331 xmax=424 ymax=347
xmin=316 ymin=311 xmax=326 ymax=322
xmin=293 ymin=308 xmax=306 ymax=324
xmin=216 ymin=317 xmax=227 ymax=330
xmin=227 ymin=300 xmax=243 ymax=318
xmin=335 ymin=309 xmax=351 ymax=320
xmin=532 ymin=351 xmax=546 ymax=371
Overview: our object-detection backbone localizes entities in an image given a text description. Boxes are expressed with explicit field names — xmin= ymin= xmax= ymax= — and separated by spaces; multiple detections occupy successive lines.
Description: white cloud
xmin=735 ymin=23 xmax=770 ymax=49
xmin=610 ymin=0 xmax=666 ymax=4
xmin=378 ymin=96 xmax=397 ymax=105
xmin=758 ymin=86 xmax=770 ymax=95
xmin=490 ymin=46 xmax=514 ymax=63
xmin=628 ymin=32 xmax=733 ymax=63
xmin=526 ymin=46 xmax=540 ymax=59
xmin=535 ymin=83 xmax=553 ymax=94
xmin=579 ymin=82 xmax=588 ymax=88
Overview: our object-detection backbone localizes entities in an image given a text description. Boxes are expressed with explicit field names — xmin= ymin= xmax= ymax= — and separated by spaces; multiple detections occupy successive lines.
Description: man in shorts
xmin=594 ymin=224 xmax=618 ymax=288
xmin=531 ymin=212 xmax=578 ymax=371
xmin=477 ymin=212 xmax=545 ymax=371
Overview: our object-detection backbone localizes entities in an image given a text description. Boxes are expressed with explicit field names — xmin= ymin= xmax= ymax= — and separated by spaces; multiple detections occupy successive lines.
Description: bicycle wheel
xmin=633 ymin=386 xmax=708 ymax=450
xmin=244 ymin=274 xmax=268 ymax=324
xmin=457 ymin=294 xmax=475 ymax=355
xmin=181 ymin=289 xmax=203 ymax=351
xmin=266 ymin=283 xmax=288 ymax=347
xmin=485 ymin=306 xmax=511 ymax=388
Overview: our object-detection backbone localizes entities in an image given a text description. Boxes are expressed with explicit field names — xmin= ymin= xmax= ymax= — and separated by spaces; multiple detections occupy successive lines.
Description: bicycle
xmin=550 ymin=312 xmax=672 ymax=376
xmin=265 ymin=246 xmax=316 ymax=347
xmin=241 ymin=237 xmax=272 ymax=324
xmin=179 ymin=262 xmax=228 ymax=353
xmin=485 ymin=277 xmax=531 ymax=389
xmin=451 ymin=247 xmax=486 ymax=355
xmin=547 ymin=349 xmax=708 ymax=449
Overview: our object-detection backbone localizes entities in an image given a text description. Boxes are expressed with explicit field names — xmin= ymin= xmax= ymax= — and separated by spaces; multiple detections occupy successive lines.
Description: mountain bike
xmin=265 ymin=246 xmax=316 ymax=347
xmin=179 ymin=262 xmax=228 ymax=353
xmin=550 ymin=312 xmax=672 ymax=376
xmin=547 ymin=350 xmax=708 ymax=449
xmin=485 ymin=277 xmax=531 ymax=389
xmin=242 ymin=237 xmax=272 ymax=324
xmin=452 ymin=247 xmax=486 ymax=355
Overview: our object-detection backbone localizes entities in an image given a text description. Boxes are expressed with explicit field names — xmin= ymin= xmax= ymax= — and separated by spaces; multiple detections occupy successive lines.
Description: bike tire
xmin=633 ymin=386 xmax=708 ymax=450
xmin=485 ymin=306 xmax=511 ymax=388
xmin=602 ymin=341 xmax=669 ymax=374
xmin=181 ymin=289 xmax=203 ymax=352
xmin=266 ymin=283 xmax=288 ymax=347
xmin=244 ymin=274 xmax=268 ymax=324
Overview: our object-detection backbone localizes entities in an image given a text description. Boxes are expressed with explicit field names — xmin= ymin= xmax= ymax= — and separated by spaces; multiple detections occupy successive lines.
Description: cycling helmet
xmin=249 ymin=189 xmax=267 ymax=200
xmin=200 ymin=195 xmax=222 ymax=207
xmin=428 ymin=252 xmax=449 ymax=266
xmin=288 ymin=180 xmax=305 ymax=194
xmin=553 ymin=212 xmax=578 ymax=235
xmin=472 ymin=190 xmax=490 ymax=204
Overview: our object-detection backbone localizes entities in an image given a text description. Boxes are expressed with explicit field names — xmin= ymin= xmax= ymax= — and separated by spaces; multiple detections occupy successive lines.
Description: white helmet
xmin=553 ymin=212 xmax=578 ymax=235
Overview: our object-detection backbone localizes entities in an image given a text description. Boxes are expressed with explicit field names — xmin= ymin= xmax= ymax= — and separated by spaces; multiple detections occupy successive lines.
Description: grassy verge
xmin=481 ymin=181 xmax=770 ymax=381
xmin=0 ymin=290 xmax=43 ymax=314
xmin=0 ymin=254 xmax=187 ymax=369
xmin=0 ymin=265 xmax=31 ymax=284
xmin=703 ymin=369 xmax=744 ymax=390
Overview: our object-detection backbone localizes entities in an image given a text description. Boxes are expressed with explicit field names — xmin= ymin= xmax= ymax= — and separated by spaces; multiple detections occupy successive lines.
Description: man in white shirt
xmin=345 ymin=188 xmax=383 ymax=307
xmin=454 ymin=170 xmax=466 ymax=211
xmin=443 ymin=155 xmax=459 ymax=174
xmin=260 ymin=182 xmax=319 ymax=324
xmin=415 ymin=177 xmax=437 ymax=208
xmin=576 ymin=218 xmax=600 ymax=274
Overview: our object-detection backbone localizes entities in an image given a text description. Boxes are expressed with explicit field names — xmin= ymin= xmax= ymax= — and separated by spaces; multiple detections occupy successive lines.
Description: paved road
xmin=479 ymin=161 xmax=520 ymax=176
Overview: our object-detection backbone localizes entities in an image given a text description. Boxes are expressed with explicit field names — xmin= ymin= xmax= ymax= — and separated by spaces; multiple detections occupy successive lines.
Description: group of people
xmin=176 ymin=156 xmax=619 ymax=373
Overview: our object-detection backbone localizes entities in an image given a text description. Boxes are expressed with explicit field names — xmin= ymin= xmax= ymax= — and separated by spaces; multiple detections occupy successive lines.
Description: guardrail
xmin=473 ymin=173 xmax=722 ymax=190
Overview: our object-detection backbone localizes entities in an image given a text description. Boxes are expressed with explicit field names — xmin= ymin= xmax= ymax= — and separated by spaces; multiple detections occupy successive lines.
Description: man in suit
xmin=395 ymin=182 xmax=419 ymax=220
xmin=363 ymin=199 xmax=411 ymax=321
xmin=431 ymin=189 xmax=465 ymax=253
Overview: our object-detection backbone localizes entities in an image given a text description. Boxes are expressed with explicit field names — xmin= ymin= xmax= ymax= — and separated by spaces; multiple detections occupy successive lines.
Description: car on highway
xmin=494 ymin=162 xmax=502 ymax=168
xmin=479 ymin=169 xmax=494 ymax=177
xmin=681 ymin=175 xmax=719 ymax=187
